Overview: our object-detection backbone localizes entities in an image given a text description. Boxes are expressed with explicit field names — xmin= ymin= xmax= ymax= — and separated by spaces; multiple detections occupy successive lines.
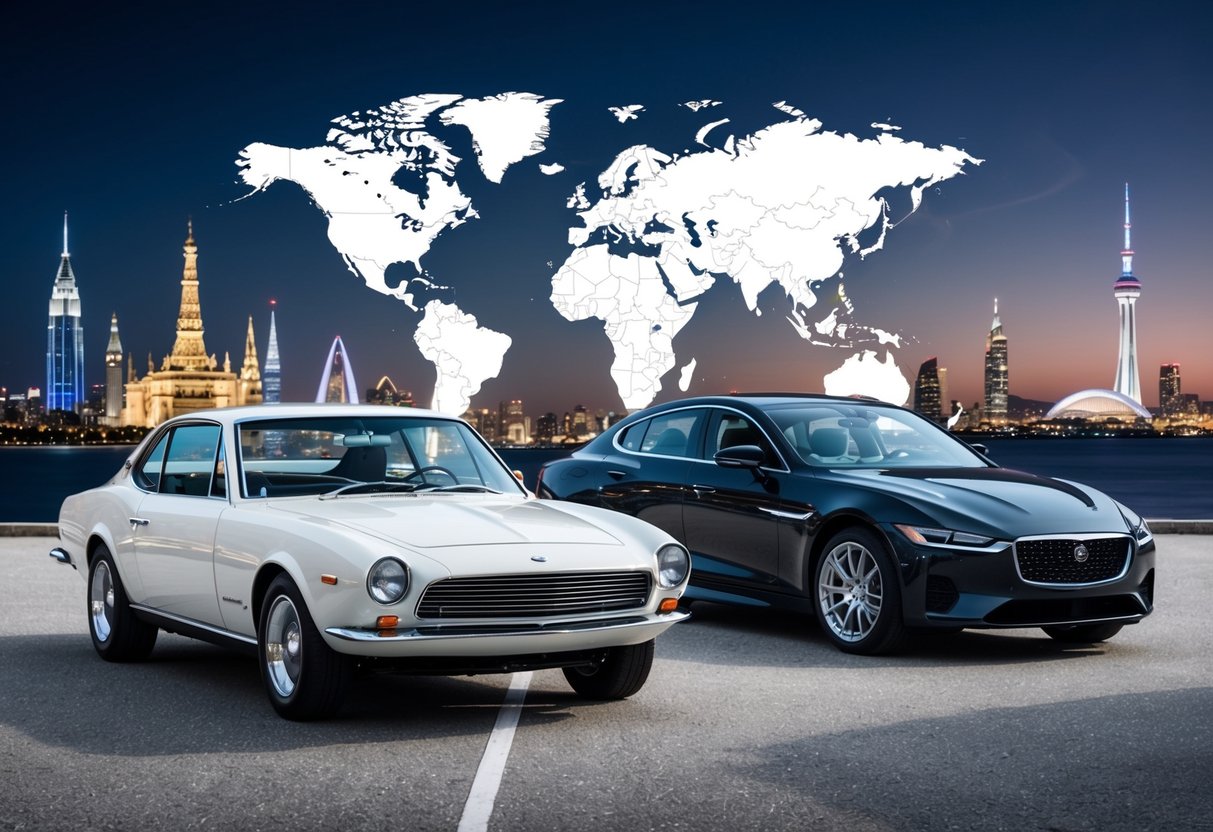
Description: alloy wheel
xmin=818 ymin=541 xmax=884 ymax=642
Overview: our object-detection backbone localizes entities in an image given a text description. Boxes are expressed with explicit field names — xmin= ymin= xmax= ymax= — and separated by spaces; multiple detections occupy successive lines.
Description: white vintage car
xmin=51 ymin=404 xmax=690 ymax=720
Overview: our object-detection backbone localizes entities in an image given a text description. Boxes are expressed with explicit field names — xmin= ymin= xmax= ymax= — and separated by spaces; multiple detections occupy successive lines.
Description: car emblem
xmin=1073 ymin=544 xmax=1090 ymax=563
xmin=531 ymin=555 xmax=547 ymax=563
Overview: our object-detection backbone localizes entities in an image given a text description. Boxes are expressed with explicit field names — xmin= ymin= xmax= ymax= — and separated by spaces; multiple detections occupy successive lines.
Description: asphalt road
xmin=2 ymin=536 xmax=1211 ymax=832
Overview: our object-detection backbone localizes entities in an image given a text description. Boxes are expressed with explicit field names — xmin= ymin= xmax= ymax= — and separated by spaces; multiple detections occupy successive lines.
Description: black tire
xmin=1042 ymin=622 xmax=1125 ymax=644
xmin=257 ymin=574 xmax=352 ymax=721
xmin=87 ymin=545 xmax=158 ymax=661
xmin=813 ymin=527 xmax=906 ymax=655
xmin=563 ymin=640 xmax=655 ymax=700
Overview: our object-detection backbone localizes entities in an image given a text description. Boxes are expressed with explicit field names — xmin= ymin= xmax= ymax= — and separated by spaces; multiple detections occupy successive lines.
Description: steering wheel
xmin=403 ymin=465 xmax=460 ymax=485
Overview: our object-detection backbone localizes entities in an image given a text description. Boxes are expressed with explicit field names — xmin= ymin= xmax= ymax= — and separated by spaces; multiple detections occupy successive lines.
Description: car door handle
xmin=607 ymin=470 xmax=627 ymax=480
xmin=691 ymin=485 xmax=716 ymax=495
xmin=129 ymin=517 xmax=150 ymax=527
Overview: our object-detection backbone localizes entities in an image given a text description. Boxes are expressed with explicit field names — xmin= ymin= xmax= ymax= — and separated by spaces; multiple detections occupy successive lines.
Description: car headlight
xmin=367 ymin=557 xmax=410 ymax=604
xmin=894 ymin=524 xmax=996 ymax=549
xmin=656 ymin=544 xmax=690 ymax=588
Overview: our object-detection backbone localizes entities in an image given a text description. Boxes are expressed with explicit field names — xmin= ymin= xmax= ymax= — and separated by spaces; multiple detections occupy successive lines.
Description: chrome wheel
xmin=818 ymin=540 xmax=883 ymax=643
xmin=90 ymin=559 xmax=115 ymax=643
xmin=265 ymin=595 xmax=303 ymax=698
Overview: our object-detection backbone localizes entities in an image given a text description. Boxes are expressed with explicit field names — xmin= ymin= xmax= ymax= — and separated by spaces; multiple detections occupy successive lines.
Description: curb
xmin=3 ymin=521 xmax=1210 ymax=537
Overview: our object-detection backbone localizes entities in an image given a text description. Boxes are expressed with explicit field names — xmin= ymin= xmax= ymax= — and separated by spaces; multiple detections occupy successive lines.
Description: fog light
xmin=376 ymin=615 xmax=399 ymax=629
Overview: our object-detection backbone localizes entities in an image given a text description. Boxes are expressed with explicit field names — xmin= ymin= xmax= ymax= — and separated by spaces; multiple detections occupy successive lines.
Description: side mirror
xmin=969 ymin=443 xmax=990 ymax=457
xmin=714 ymin=444 xmax=766 ymax=469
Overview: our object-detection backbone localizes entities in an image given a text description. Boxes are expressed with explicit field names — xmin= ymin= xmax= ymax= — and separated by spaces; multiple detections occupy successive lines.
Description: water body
xmin=3 ymin=438 xmax=1210 ymax=522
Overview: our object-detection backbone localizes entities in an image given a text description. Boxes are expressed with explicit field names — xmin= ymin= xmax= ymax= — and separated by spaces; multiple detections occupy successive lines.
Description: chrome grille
xmin=1015 ymin=536 xmax=1131 ymax=585
xmin=417 ymin=571 xmax=652 ymax=619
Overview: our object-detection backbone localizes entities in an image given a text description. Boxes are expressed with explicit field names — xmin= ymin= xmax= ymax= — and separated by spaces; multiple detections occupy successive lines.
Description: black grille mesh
xmin=417 ymin=571 xmax=652 ymax=619
xmin=1015 ymin=537 xmax=1130 ymax=584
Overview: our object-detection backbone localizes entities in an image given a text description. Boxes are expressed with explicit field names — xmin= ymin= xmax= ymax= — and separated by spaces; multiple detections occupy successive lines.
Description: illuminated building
xmin=983 ymin=299 xmax=1008 ymax=423
xmin=1113 ymin=184 xmax=1143 ymax=404
xmin=46 ymin=213 xmax=85 ymax=413
xmin=500 ymin=399 xmax=528 ymax=444
xmin=122 ymin=222 xmax=262 ymax=426
xmin=1047 ymin=187 xmax=1153 ymax=423
xmin=263 ymin=301 xmax=281 ymax=404
xmin=1159 ymin=364 xmax=1181 ymax=417
xmin=316 ymin=336 xmax=359 ymax=403
xmin=366 ymin=376 xmax=414 ymax=406
xmin=913 ymin=357 xmax=942 ymax=422
xmin=103 ymin=313 xmax=123 ymax=425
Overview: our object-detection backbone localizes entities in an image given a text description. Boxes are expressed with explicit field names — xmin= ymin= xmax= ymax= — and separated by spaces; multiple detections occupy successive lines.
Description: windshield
xmin=236 ymin=416 xmax=525 ymax=498
xmin=763 ymin=403 xmax=989 ymax=469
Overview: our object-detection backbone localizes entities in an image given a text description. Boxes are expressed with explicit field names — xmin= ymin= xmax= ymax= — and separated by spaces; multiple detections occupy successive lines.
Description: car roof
xmin=158 ymin=403 xmax=457 ymax=427
xmin=632 ymin=393 xmax=895 ymax=413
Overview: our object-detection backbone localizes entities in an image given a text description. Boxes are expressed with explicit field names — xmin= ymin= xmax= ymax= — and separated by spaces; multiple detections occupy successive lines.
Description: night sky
xmin=3 ymin=1 xmax=1211 ymax=417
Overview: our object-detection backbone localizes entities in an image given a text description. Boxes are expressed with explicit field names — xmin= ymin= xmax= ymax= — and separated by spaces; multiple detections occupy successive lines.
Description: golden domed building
xmin=121 ymin=222 xmax=261 ymax=427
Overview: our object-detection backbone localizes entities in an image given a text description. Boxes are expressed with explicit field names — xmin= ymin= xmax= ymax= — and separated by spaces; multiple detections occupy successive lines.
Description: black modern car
xmin=536 ymin=394 xmax=1156 ymax=654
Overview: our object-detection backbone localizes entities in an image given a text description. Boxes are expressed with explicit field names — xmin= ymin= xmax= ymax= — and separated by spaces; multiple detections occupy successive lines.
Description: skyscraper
xmin=316 ymin=336 xmax=359 ymax=403
xmin=983 ymin=299 xmax=1008 ymax=423
xmin=104 ymin=313 xmax=123 ymax=425
xmin=1113 ymin=184 xmax=1143 ymax=405
xmin=263 ymin=300 xmax=281 ymax=404
xmin=913 ymin=357 xmax=942 ymax=422
xmin=46 ymin=213 xmax=85 ymax=413
xmin=1159 ymin=364 xmax=1181 ymax=417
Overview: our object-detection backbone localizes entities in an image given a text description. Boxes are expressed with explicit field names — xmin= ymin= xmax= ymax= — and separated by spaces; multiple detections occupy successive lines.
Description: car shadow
xmin=0 ymin=633 xmax=588 ymax=756
xmin=727 ymin=687 xmax=1213 ymax=831
xmin=661 ymin=601 xmax=1143 ymax=668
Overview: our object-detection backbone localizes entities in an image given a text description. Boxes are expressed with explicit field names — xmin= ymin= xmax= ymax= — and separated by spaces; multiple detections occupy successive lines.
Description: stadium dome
xmin=1045 ymin=389 xmax=1153 ymax=421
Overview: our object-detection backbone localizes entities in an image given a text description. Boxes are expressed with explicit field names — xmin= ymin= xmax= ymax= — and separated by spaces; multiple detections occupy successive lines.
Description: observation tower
xmin=1112 ymin=184 xmax=1142 ymax=405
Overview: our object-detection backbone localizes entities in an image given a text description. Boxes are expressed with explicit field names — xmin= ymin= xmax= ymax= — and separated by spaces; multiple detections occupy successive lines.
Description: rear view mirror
xmin=714 ymin=445 xmax=766 ymax=469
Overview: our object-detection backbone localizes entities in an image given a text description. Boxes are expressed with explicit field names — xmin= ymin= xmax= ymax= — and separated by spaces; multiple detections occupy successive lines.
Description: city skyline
xmin=3 ymin=3 xmax=1211 ymax=417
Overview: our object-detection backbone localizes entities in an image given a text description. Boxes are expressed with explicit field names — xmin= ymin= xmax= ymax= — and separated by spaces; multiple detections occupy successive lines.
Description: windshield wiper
xmin=322 ymin=481 xmax=421 ymax=498
xmin=413 ymin=484 xmax=503 ymax=494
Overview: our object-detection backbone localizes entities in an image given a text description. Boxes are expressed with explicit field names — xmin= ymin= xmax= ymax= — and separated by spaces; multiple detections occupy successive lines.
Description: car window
xmin=160 ymin=424 xmax=222 ymax=497
xmin=636 ymin=410 xmax=703 ymax=458
xmin=210 ymin=443 xmax=227 ymax=499
xmin=705 ymin=412 xmax=777 ymax=466
xmin=237 ymin=416 xmax=524 ymax=497
xmin=766 ymin=403 xmax=987 ymax=468
xmin=134 ymin=430 xmax=170 ymax=491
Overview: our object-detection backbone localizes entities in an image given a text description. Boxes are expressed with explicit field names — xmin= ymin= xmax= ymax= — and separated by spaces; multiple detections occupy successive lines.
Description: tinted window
xmin=637 ymin=410 xmax=703 ymax=458
xmin=765 ymin=403 xmax=986 ymax=468
xmin=706 ymin=411 xmax=777 ymax=466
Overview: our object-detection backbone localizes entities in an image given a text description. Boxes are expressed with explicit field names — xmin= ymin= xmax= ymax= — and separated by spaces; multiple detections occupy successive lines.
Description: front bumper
xmin=885 ymin=527 xmax=1156 ymax=629
xmin=323 ymin=609 xmax=690 ymax=657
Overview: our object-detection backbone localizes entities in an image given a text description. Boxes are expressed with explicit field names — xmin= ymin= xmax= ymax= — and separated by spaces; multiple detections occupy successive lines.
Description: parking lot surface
xmin=2 ymin=536 xmax=1210 ymax=831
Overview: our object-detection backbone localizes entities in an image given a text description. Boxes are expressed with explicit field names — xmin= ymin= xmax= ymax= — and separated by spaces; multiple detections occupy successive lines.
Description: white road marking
xmin=457 ymin=671 xmax=533 ymax=832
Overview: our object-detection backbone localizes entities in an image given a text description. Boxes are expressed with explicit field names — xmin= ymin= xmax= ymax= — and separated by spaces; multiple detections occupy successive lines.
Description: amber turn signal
xmin=658 ymin=598 xmax=680 ymax=613
xmin=376 ymin=615 xmax=399 ymax=629
xmin=320 ymin=574 xmax=338 ymax=586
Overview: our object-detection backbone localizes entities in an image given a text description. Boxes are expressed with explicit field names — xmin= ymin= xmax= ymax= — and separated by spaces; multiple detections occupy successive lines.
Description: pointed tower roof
xmin=167 ymin=219 xmax=211 ymax=370
xmin=1115 ymin=183 xmax=1142 ymax=292
xmin=241 ymin=315 xmax=261 ymax=381
xmin=106 ymin=312 xmax=123 ymax=357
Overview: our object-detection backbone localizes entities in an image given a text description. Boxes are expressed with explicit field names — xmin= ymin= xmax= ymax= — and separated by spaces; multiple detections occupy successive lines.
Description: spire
xmin=167 ymin=219 xmax=210 ymax=370
xmin=241 ymin=315 xmax=261 ymax=381
xmin=106 ymin=312 xmax=123 ymax=357
xmin=63 ymin=211 xmax=69 ymax=256
xmin=263 ymin=300 xmax=282 ymax=404
xmin=1121 ymin=183 xmax=1134 ymax=277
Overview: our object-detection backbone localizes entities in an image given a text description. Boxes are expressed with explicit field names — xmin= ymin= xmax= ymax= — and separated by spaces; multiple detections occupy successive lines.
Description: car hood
xmin=831 ymin=466 xmax=1131 ymax=537
xmin=267 ymin=495 xmax=625 ymax=549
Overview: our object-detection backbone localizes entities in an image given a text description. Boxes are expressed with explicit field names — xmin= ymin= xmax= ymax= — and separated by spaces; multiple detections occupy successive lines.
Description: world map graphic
xmin=236 ymin=93 xmax=979 ymax=415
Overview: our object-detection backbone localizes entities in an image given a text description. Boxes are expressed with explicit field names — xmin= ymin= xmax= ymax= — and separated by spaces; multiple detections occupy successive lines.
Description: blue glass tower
xmin=46 ymin=213 xmax=85 ymax=413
